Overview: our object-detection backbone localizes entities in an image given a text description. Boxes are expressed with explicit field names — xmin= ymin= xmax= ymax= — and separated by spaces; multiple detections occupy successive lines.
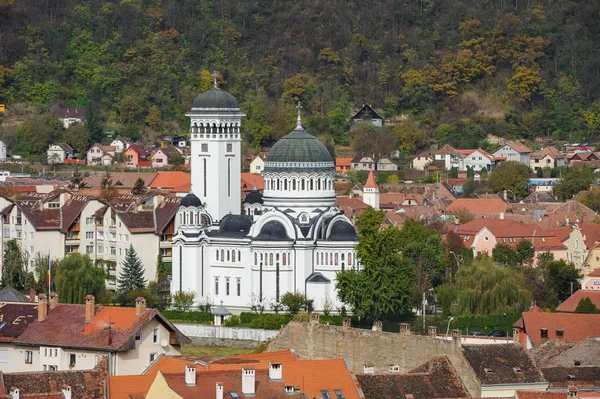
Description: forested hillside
xmin=0 ymin=0 xmax=599 ymax=155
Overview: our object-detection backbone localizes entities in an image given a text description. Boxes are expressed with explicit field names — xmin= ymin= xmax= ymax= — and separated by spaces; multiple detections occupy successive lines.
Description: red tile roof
xmin=577 ymin=224 xmax=600 ymax=249
xmin=516 ymin=391 xmax=565 ymax=399
xmin=514 ymin=308 xmax=600 ymax=346
xmin=437 ymin=144 xmax=458 ymax=155
xmin=364 ymin=170 xmax=378 ymax=189
xmin=149 ymin=171 xmax=190 ymax=190
xmin=504 ymin=141 xmax=532 ymax=154
xmin=336 ymin=157 xmax=353 ymax=166
xmin=0 ymin=303 xmax=38 ymax=342
xmin=15 ymin=303 xmax=187 ymax=351
xmin=530 ymin=146 xmax=564 ymax=160
xmin=557 ymin=290 xmax=600 ymax=313
xmin=446 ymin=198 xmax=507 ymax=215
xmin=241 ymin=173 xmax=264 ymax=191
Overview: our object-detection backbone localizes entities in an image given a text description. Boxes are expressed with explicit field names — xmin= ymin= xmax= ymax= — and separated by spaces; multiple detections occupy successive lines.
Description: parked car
xmin=468 ymin=331 xmax=486 ymax=336
xmin=488 ymin=330 xmax=507 ymax=337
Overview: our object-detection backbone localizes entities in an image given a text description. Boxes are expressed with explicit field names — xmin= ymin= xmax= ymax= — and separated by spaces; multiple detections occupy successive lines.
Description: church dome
xmin=264 ymin=127 xmax=334 ymax=173
xmin=180 ymin=192 xmax=203 ymax=208
xmin=191 ymin=88 xmax=239 ymax=110
xmin=244 ymin=189 xmax=263 ymax=204
xmin=255 ymin=221 xmax=291 ymax=241
xmin=328 ymin=220 xmax=357 ymax=241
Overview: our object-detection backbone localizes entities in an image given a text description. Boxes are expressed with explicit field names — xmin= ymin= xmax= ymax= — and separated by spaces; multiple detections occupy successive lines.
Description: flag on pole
xmin=47 ymin=251 xmax=51 ymax=288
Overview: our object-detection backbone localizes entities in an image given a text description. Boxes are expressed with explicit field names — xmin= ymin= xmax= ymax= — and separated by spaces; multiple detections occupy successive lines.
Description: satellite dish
xmin=160 ymin=339 xmax=168 ymax=348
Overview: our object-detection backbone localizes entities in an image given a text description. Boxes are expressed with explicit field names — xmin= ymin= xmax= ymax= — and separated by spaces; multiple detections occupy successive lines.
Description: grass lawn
xmin=180 ymin=344 xmax=261 ymax=358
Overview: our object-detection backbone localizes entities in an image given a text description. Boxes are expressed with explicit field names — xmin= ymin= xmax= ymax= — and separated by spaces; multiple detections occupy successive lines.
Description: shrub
xmin=280 ymin=291 xmax=307 ymax=315
xmin=249 ymin=314 xmax=291 ymax=330
xmin=240 ymin=312 xmax=261 ymax=324
xmin=162 ymin=310 xmax=213 ymax=323
xmin=172 ymin=291 xmax=195 ymax=311
xmin=224 ymin=315 xmax=241 ymax=326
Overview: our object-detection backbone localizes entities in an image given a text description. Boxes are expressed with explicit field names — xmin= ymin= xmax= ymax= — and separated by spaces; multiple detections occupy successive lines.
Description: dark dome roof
xmin=328 ymin=220 xmax=357 ymax=241
xmin=264 ymin=127 xmax=334 ymax=172
xmin=219 ymin=214 xmax=253 ymax=234
xmin=244 ymin=189 xmax=263 ymax=205
xmin=180 ymin=192 xmax=202 ymax=207
xmin=191 ymin=88 xmax=239 ymax=109
xmin=255 ymin=220 xmax=291 ymax=241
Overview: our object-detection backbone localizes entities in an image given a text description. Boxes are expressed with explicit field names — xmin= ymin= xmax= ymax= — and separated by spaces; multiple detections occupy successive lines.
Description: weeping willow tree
xmin=453 ymin=255 xmax=531 ymax=315
xmin=55 ymin=253 xmax=106 ymax=304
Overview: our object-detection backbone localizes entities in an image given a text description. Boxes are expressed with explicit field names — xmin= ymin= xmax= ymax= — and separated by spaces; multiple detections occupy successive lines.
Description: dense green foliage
xmin=1 ymin=239 xmax=27 ymax=290
xmin=2 ymin=1 xmax=600 ymax=154
xmin=162 ymin=309 xmax=213 ymax=323
xmin=117 ymin=244 xmax=147 ymax=293
xmin=487 ymin=161 xmax=530 ymax=198
xmin=55 ymin=253 xmax=106 ymax=304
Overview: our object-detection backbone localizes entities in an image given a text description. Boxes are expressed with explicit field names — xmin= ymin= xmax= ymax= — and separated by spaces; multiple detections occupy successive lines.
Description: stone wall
xmin=267 ymin=321 xmax=481 ymax=398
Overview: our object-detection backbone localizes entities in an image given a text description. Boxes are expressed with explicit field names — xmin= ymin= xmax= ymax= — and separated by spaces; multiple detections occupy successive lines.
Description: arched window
xmin=292 ymin=179 xmax=296 ymax=190
xmin=348 ymin=253 xmax=353 ymax=265
xmin=310 ymin=179 xmax=314 ymax=190
xmin=276 ymin=178 xmax=280 ymax=190
xmin=227 ymin=250 xmax=230 ymax=261
xmin=238 ymin=250 xmax=241 ymax=262
xmin=335 ymin=253 xmax=339 ymax=265
xmin=254 ymin=253 xmax=257 ymax=265
xmin=232 ymin=251 xmax=236 ymax=262
xmin=283 ymin=253 xmax=287 ymax=266
xmin=317 ymin=179 xmax=321 ymax=190
xmin=301 ymin=179 xmax=305 ymax=190
xmin=341 ymin=262 xmax=345 ymax=272
xmin=284 ymin=179 xmax=288 ymax=190
xmin=341 ymin=253 xmax=345 ymax=261
xmin=269 ymin=253 xmax=273 ymax=266
xmin=221 ymin=249 xmax=225 ymax=261
xmin=212 ymin=123 xmax=217 ymax=133
xmin=321 ymin=252 xmax=324 ymax=265
xmin=325 ymin=253 xmax=329 ymax=265
xmin=316 ymin=252 xmax=319 ymax=265
xmin=216 ymin=250 xmax=219 ymax=261
xmin=330 ymin=252 xmax=333 ymax=265
xmin=260 ymin=253 xmax=263 ymax=262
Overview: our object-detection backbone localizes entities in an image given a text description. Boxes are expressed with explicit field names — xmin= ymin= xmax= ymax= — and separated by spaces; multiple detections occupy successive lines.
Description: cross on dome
xmin=212 ymin=70 xmax=219 ymax=88
xmin=296 ymin=101 xmax=303 ymax=128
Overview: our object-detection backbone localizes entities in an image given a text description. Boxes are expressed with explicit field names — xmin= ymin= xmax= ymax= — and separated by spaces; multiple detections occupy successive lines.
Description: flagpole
xmin=47 ymin=250 xmax=51 ymax=295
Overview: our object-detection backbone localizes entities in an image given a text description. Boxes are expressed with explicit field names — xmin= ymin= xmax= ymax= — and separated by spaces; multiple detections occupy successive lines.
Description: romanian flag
xmin=46 ymin=251 xmax=51 ymax=287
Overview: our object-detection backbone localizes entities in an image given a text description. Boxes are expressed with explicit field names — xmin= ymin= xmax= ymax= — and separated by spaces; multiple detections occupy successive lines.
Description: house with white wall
xmin=1 ymin=294 xmax=188 ymax=376
xmin=47 ymin=143 xmax=74 ymax=164
xmin=493 ymin=141 xmax=532 ymax=165
xmin=411 ymin=152 xmax=433 ymax=170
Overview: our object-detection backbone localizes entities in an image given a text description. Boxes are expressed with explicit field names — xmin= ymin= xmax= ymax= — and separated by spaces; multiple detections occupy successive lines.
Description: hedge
xmin=451 ymin=312 xmax=521 ymax=334
xmin=249 ymin=314 xmax=291 ymax=330
xmin=162 ymin=310 xmax=213 ymax=323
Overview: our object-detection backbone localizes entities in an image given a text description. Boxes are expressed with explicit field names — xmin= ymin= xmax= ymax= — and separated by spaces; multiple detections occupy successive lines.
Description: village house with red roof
xmin=493 ymin=141 xmax=533 ymax=165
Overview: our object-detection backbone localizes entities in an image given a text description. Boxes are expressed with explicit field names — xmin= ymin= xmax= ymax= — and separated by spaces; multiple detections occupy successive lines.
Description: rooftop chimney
xmin=363 ymin=363 xmax=375 ymax=374
xmin=451 ymin=329 xmax=461 ymax=347
xmin=9 ymin=388 xmax=19 ymax=399
xmin=216 ymin=383 xmax=224 ymax=399
xmin=399 ymin=323 xmax=410 ymax=335
xmin=49 ymin=292 xmax=58 ymax=309
xmin=61 ymin=385 xmax=72 ymax=399
xmin=185 ymin=365 xmax=196 ymax=386
xmin=85 ymin=295 xmax=95 ymax=323
xmin=513 ymin=328 xmax=520 ymax=344
xmin=269 ymin=363 xmax=282 ymax=380
xmin=135 ymin=297 xmax=147 ymax=316
xmin=241 ymin=368 xmax=256 ymax=396
xmin=37 ymin=294 xmax=47 ymax=322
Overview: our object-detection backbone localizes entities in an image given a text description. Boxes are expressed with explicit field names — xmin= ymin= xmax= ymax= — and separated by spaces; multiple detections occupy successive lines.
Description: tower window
xmin=203 ymin=158 xmax=207 ymax=197
xmin=228 ymin=159 xmax=231 ymax=197
xmin=201 ymin=143 xmax=208 ymax=152
xmin=226 ymin=278 xmax=230 ymax=296
xmin=227 ymin=143 xmax=232 ymax=153
xmin=237 ymin=278 xmax=241 ymax=296
xmin=215 ymin=277 xmax=219 ymax=295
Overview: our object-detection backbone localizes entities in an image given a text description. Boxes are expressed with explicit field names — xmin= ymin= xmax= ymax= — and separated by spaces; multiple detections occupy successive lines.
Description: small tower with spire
xmin=363 ymin=170 xmax=380 ymax=210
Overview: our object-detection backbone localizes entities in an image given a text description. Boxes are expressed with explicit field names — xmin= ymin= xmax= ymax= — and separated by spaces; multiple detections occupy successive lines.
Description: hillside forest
xmin=1 ymin=0 xmax=600 ymax=157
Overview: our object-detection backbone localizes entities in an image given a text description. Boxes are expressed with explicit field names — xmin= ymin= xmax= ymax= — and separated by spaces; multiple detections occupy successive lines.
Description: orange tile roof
xmin=282 ymin=359 xmax=361 ymax=399
xmin=506 ymin=141 xmax=533 ymax=154
xmin=557 ymin=290 xmax=600 ymax=313
xmin=578 ymin=224 xmax=600 ymax=249
xmin=516 ymin=391 xmax=565 ymax=399
xmin=336 ymin=158 xmax=353 ymax=166
xmin=437 ymin=144 xmax=458 ymax=155
xmin=364 ymin=170 xmax=378 ymax=189
xmin=241 ymin=173 xmax=264 ymax=191
xmin=149 ymin=171 xmax=191 ymax=190
xmin=588 ymin=268 xmax=600 ymax=278
xmin=515 ymin=309 xmax=600 ymax=346
xmin=446 ymin=198 xmax=507 ymax=215
xmin=109 ymin=375 xmax=155 ymax=399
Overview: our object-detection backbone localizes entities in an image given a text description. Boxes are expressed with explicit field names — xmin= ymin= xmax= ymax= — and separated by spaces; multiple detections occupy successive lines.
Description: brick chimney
xmin=37 ymin=294 xmax=48 ymax=322
xmin=85 ymin=295 xmax=95 ymax=323
xmin=269 ymin=363 xmax=282 ymax=380
xmin=310 ymin=313 xmax=320 ymax=325
xmin=49 ymin=292 xmax=58 ymax=309
xmin=135 ymin=297 xmax=147 ymax=316
xmin=513 ymin=328 xmax=520 ymax=344
xmin=451 ymin=329 xmax=462 ymax=347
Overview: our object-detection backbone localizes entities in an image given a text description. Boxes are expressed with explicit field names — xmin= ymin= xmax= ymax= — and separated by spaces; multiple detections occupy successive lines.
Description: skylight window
xmin=334 ymin=390 xmax=345 ymax=399
xmin=229 ymin=392 xmax=240 ymax=399
xmin=321 ymin=390 xmax=331 ymax=399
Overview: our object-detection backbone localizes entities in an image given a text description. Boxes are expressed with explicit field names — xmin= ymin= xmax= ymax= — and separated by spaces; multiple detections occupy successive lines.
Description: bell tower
xmin=187 ymin=72 xmax=245 ymax=223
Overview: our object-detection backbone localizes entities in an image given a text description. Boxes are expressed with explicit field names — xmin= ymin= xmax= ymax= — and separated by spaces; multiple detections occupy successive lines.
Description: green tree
xmin=393 ymin=119 xmax=427 ymax=153
xmin=574 ymin=297 xmax=600 ymax=314
xmin=63 ymin=123 xmax=90 ymax=156
xmin=12 ymin=114 xmax=63 ymax=156
xmin=280 ymin=291 xmax=306 ymax=316
xmin=453 ymin=256 xmax=531 ymax=315
xmin=55 ymin=254 xmax=106 ymax=304
xmin=349 ymin=124 xmax=397 ymax=162
xmin=337 ymin=207 xmax=416 ymax=319
xmin=117 ymin=244 xmax=147 ymax=293
xmin=131 ymin=177 xmax=146 ymax=195
xmin=579 ymin=188 xmax=600 ymax=212
xmin=492 ymin=244 xmax=518 ymax=268
xmin=172 ymin=290 xmax=195 ymax=311
xmin=1 ymin=239 xmax=27 ymax=290
xmin=516 ymin=240 xmax=535 ymax=268
xmin=69 ymin=166 xmax=87 ymax=189
xmin=488 ymin=161 xmax=530 ymax=198
xmin=555 ymin=166 xmax=594 ymax=200
xmin=449 ymin=167 xmax=459 ymax=179
xmin=546 ymin=259 xmax=582 ymax=303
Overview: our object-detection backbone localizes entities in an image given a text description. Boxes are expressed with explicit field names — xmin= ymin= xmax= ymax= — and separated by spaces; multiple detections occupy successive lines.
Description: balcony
xmin=159 ymin=241 xmax=172 ymax=249
xmin=65 ymin=238 xmax=80 ymax=246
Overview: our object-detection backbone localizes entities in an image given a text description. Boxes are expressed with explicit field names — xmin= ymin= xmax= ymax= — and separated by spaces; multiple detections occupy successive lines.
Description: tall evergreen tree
xmin=118 ymin=244 xmax=147 ymax=293
xmin=69 ymin=166 xmax=87 ymax=189
xmin=131 ymin=177 xmax=146 ymax=195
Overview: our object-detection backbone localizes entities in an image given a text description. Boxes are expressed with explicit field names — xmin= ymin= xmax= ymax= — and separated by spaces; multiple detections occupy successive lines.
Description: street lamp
xmin=446 ymin=316 xmax=454 ymax=335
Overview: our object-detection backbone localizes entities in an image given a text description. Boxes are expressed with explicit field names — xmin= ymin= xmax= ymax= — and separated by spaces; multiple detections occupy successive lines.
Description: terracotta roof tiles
xmin=364 ymin=170 xmax=378 ymax=189
xmin=515 ymin=308 xmax=600 ymax=346
xmin=557 ymin=290 xmax=600 ymax=313
xmin=446 ymin=198 xmax=507 ymax=215
xmin=149 ymin=171 xmax=190 ymax=190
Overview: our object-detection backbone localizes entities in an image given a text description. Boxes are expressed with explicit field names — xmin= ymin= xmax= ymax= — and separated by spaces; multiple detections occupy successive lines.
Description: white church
xmin=171 ymin=83 xmax=358 ymax=312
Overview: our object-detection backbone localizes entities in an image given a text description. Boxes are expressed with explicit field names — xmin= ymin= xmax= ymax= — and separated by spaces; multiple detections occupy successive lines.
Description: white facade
xmin=249 ymin=156 xmax=265 ymax=175
xmin=47 ymin=144 xmax=69 ymax=164
xmin=462 ymin=149 xmax=495 ymax=172
xmin=173 ymin=90 xmax=358 ymax=312
xmin=493 ymin=144 xmax=530 ymax=165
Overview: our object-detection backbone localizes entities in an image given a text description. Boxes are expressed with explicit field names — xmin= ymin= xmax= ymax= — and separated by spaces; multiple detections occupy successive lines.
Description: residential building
xmin=435 ymin=144 xmax=460 ymax=170
xmin=565 ymin=143 xmax=596 ymax=154
xmin=351 ymin=104 xmax=384 ymax=127
xmin=54 ymin=107 xmax=85 ymax=129
xmin=556 ymin=290 xmax=600 ymax=312
xmin=123 ymin=144 xmax=149 ymax=168
xmin=411 ymin=152 xmax=433 ymax=170
xmin=462 ymin=148 xmax=503 ymax=172
xmin=110 ymin=136 xmax=130 ymax=153
xmin=47 ymin=143 xmax=74 ymax=164
xmin=149 ymin=171 xmax=190 ymax=193
xmin=0 ymin=285 xmax=31 ymax=302
xmin=567 ymin=224 xmax=600 ymax=269
xmin=110 ymin=350 xmax=363 ymax=399
xmin=1 ymin=294 xmax=188 ymax=375
xmin=335 ymin=157 xmax=353 ymax=173
xmin=446 ymin=198 xmax=508 ymax=219
xmin=151 ymin=145 xmax=184 ymax=168
xmin=357 ymin=356 xmax=469 ymax=399
xmin=493 ymin=141 xmax=532 ymax=165
xmin=530 ymin=146 xmax=567 ymax=170
xmin=249 ymin=152 xmax=267 ymax=174
xmin=377 ymin=156 xmax=398 ymax=171
xmin=173 ymin=86 xmax=357 ymax=312
xmin=514 ymin=305 xmax=600 ymax=348
xmin=532 ymin=337 xmax=600 ymax=367
xmin=86 ymin=143 xmax=115 ymax=166
xmin=351 ymin=155 xmax=375 ymax=171
xmin=583 ymin=267 xmax=600 ymax=290
xmin=461 ymin=344 xmax=548 ymax=398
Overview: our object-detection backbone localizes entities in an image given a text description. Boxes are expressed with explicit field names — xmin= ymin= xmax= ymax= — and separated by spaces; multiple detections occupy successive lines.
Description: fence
xmin=174 ymin=323 xmax=280 ymax=342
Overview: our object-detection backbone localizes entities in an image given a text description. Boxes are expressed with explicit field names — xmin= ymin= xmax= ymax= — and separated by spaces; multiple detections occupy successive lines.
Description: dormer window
xmin=388 ymin=365 xmax=400 ymax=373
xmin=513 ymin=367 xmax=522 ymax=373
xmin=484 ymin=368 xmax=493 ymax=374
